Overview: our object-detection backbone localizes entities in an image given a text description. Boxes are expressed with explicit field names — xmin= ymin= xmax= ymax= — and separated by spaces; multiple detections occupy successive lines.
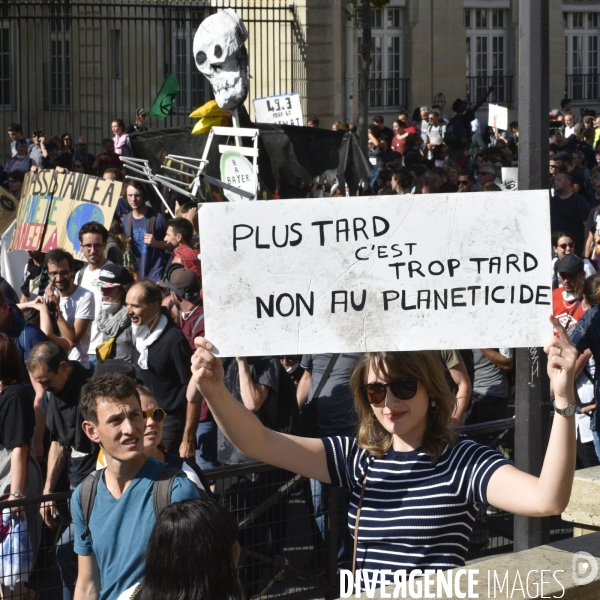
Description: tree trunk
xmin=358 ymin=0 xmax=372 ymax=158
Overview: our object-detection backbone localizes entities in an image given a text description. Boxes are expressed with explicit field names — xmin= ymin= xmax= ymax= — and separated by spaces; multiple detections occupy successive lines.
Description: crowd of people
xmin=0 ymin=94 xmax=591 ymax=600
xmin=1 ymin=109 xmax=148 ymax=184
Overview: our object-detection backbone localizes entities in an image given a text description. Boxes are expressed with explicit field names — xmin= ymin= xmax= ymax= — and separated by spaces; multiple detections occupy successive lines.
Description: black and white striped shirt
xmin=323 ymin=436 xmax=510 ymax=573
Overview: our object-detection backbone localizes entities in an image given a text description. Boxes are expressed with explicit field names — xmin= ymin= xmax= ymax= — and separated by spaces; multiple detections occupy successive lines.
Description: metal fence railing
xmin=565 ymin=74 xmax=600 ymax=101
xmin=0 ymin=0 xmax=307 ymax=165
xmin=457 ymin=416 xmax=573 ymax=560
xmin=360 ymin=77 xmax=410 ymax=109
xmin=466 ymin=75 xmax=514 ymax=104
xmin=0 ymin=464 xmax=339 ymax=600
xmin=0 ymin=418 xmax=578 ymax=599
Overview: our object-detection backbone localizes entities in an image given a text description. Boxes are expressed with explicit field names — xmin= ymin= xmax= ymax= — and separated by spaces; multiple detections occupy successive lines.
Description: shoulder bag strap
xmin=309 ymin=353 xmax=340 ymax=404
xmin=352 ymin=468 xmax=370 ymax=576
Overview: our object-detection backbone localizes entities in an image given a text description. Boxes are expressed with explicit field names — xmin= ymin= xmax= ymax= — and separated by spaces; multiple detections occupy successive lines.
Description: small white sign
xmin=501 ymin=167 xmax=518 ymax=191
xmin=253 ymin=93 xmax=303 ymax=126
xmin=488 ymin=103 xmax=509 ymax=131
xmin=220 ymin=151 xmax=255 ymax=202
xmin=200 ymin=192 xmax=552 ymax=357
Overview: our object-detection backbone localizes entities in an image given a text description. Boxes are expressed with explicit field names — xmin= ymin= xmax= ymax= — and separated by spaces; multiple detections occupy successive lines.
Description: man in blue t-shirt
xmin=71 ymin=373 xmax=200 ymax=600
xmin=122 ymin=180 xmax=169 ymax=282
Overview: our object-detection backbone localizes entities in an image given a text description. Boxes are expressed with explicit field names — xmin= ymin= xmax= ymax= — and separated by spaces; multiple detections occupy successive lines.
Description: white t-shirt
xmin=78 ymin=262 xmax=112 ymax=356
xmin=575 ymin=355 xmax=595 ymax=444
xmin=59 ymin=286 xmax=95 ymax=368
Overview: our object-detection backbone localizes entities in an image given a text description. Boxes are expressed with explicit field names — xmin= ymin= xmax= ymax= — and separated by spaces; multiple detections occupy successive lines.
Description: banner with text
xmin=10 ymin=170 xmax=121 ymax=260
xmin=253 ymin=93 xmax=303 ymax=126
xmin=200 ymin=192 xmax=552 ymax=356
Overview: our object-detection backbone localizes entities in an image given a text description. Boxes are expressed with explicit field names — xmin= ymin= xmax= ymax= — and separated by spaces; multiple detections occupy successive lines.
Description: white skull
xmin=193 ymin=9 xmax=250 ymax=110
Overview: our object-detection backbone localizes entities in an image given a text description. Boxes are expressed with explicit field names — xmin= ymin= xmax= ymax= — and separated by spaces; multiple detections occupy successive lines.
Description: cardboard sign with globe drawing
xmin=10 ymin=170 xmax=120 ymax=260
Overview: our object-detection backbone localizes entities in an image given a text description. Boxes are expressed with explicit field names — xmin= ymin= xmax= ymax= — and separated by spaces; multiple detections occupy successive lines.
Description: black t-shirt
xmin=0 ymin=384 xmax=35 ymax=450
xmin=378 ymin=125 xmax=394 ymax=145
xmin=218 ymin=357 xmax=280 ymax=465
xmin=45 ymin=362 xmax=97 ymax=487
xmin=550 ymin=192 xmax=591 ymax=256
xmin=571 ymin=167 xmax=589 ymax=200
xmin=132 ymin=321 xmax=192 ymax=414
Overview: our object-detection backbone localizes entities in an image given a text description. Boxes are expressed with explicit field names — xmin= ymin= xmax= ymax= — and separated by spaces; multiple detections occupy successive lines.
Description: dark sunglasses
xmin=359 ymin=377 xmax=419 ymax=404
xmin=457 ymin=180 xmax=469 ymax=185
xmin=143 ymin=408 xmax=167 ymax=422
xmin=557 ymin=243 xmax=574 ymax=249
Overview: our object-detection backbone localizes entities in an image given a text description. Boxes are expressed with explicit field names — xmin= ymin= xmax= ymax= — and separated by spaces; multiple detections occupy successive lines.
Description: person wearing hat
xmin=126 ymin=108 xmax=149 ymax=135
xmin=94 ymin=264 xmax=134 ymax=361
xmin=161 ymin=267 xmax=215 ymax=470
xmin=553 ymin=254 xmax=587 ymax=333
xmin=162 ymin=266 xmax=203 ymax=351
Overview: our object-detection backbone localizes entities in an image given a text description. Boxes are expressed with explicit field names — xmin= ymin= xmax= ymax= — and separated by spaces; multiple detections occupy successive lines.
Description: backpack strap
xmin=153 ymin=463 xmax=211 ymax=517
xmin=309 ymin=353 xmax=340 ymax=405
xmin=79 ymin=469 xmax=103 ymax=540
xmin=146 ymin=216 xmax=156 ymax=235
xmin=152 ymin=462 xmax=193 ymax=518
xmin=74 ymin=265 xmax=87 ymax=286
xmin=123 ymin=212 xmax=133 ymax=239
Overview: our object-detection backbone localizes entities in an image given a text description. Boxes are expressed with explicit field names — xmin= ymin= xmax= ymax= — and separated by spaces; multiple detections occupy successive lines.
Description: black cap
xmin=93 ymin=264 xmax=134 ymax=288
xmin=556 ymin=254 xmax=584 ymax=277
xmin=162 ymin=267 xmax=201 ymax=301
xmin=554 ymin=151 xmax=572 ymax=162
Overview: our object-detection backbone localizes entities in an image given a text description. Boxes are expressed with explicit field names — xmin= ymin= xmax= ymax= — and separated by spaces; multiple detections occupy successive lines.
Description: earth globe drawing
xmin=67 ymin=204 xmax=104 ymax=253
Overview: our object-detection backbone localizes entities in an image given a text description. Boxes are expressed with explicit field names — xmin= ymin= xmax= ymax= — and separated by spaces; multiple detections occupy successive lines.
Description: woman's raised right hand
xmin=191 ymin=337 xmax=225 ymax=398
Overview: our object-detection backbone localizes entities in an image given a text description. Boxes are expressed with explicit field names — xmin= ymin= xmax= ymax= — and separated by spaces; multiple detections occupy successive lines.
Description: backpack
xmin=79 ymin=462 xmax=210 ymax=540
xmin=444 ymin=115 xmax=471 ymax=149
xmin=122 ymin=212 xmax=157 ymax=240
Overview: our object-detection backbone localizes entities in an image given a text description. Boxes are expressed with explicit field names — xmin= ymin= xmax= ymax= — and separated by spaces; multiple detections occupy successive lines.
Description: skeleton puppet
xmin=193 ymin=9 xmax=250 ymax=111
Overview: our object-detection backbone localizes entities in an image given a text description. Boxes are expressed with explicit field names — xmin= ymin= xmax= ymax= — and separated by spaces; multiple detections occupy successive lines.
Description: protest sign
xmin=220 ymin=151 xmax=255 ymax=202
xmin=253 ymin=93 xmax=303 ymax=126
xmin=501 ymin=167 xmax=518 ymax=191
xmin=10 ymin=170 xmax=120 ymax=260
xmin=488 ymin=103 xmax=508 ymax=130
xmin=200 ymin=192 xmax=552 ymax=357
xmin=0 ymin=187 xmax=19 ymax=237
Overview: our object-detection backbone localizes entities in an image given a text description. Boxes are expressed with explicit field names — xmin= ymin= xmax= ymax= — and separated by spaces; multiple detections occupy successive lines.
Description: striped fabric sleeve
xmin=465 ymin=441 xmax=511 ymax=505
xmin=322 ymin=436 xmax=361 ymax=490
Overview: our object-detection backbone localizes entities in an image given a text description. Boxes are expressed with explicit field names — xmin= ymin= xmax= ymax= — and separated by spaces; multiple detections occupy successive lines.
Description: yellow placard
xmin=11 ymin=170 xmax=121 ymax=260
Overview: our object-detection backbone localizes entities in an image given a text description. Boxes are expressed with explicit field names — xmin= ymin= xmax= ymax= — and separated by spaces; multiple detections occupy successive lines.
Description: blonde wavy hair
xmin=349 ymin=351 xmax=458 ymax=463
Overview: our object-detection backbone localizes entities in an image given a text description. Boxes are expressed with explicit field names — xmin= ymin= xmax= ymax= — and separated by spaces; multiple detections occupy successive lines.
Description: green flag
xmin=148 ymin=74 xmax=180 ymax=119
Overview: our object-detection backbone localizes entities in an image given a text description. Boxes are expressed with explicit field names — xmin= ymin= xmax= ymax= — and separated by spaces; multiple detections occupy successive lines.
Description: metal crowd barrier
xmin=0 ymin=418 xmax=577 ymax=599
xmin=0 ymin=466 xmax=339 ymax=600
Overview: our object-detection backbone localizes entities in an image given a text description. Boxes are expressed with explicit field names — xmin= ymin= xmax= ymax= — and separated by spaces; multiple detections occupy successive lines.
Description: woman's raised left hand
xmin=545 ymin=315 xmax=578 ymax=403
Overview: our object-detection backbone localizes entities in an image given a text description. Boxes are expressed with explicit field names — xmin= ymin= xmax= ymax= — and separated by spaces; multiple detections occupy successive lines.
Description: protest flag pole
xmin=515 ymin=0 xmax=552 ymax=551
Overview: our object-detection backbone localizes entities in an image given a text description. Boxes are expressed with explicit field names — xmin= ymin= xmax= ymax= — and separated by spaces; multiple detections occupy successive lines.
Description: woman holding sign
xmin=191 ymin=317 xmax=577 ymax=580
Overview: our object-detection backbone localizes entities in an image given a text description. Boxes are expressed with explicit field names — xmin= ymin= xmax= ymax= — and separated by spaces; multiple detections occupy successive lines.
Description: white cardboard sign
xmin=253 ymin=93 xmax=303 ymax=126
xmin=488 ymin=103 xmax=509 ymax=131
xmin=200 ymin=192 xmax=552 ymax=357
xmin=501 ymin=167 xmax=518 ymax=191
